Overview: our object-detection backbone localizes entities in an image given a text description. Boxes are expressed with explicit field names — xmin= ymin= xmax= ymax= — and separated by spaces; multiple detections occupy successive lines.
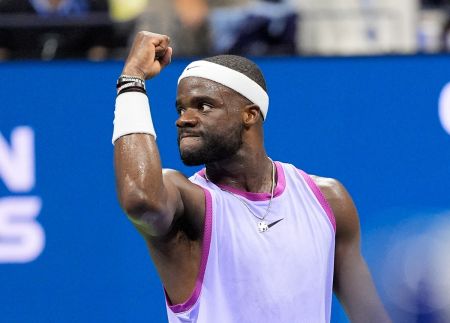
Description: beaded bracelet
xmin=116 ymin=80 xmax=146 ymax=96
xmin=117 ymin=75 xmax=145 ymax=88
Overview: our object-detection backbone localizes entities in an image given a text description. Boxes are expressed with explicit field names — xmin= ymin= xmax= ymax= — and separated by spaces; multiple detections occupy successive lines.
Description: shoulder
xmin=162 ymin=168 xmax=205 ymax=196
xmin=162 ymin=168 xmax=203 ymax=182
xmin=162 ymin=168 xmax=205 ymax=202
xmin=162 ymin=168 xmax=187 ymax=178
xmin=310 ymin=175 xmax=359 ymax=238
xmin=163 ymin=168 xmax=197 ymax=186
xmin=162 ymin=168 xmax=206 ymax=232
xmin=309 ymin=175 xmax=349 ymax=209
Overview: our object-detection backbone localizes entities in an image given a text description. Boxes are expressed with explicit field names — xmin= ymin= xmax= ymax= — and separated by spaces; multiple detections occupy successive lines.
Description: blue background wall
xmin=1 ymin=55 xmax=449 ymax=322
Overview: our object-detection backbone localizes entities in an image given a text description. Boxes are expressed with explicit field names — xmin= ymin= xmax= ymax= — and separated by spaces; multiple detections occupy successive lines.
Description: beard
xmin=178 ymin=124 xmax=243 ymax=166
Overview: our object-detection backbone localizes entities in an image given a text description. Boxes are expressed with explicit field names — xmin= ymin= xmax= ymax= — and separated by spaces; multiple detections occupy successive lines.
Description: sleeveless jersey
xmin=166 ymin=161 xmax=336 ymax=323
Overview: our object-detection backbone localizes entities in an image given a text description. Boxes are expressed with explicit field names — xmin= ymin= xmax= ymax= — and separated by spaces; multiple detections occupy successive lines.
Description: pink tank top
xmin=166 ymin=161 xmax=336 ymax=322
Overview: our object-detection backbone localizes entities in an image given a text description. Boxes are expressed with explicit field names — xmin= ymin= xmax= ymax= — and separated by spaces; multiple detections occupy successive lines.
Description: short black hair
xmin=203 ymin=55 xmax=267 ymax=93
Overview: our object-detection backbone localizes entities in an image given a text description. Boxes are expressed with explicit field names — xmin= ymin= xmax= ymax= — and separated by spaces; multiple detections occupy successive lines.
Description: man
xmin=113 ymin=31 xmax=390 ymax=322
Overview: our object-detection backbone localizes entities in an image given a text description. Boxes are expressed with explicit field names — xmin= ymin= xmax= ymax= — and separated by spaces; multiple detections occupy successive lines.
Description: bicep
xmin=316 ymin=177 xmax=390 ymax=322
xmin=319 ymin=179 xmax=364 ymax=296
xmin=130 ymin=170 xmax=204 ymax=238
xmin=328 ymin=182 xmax=366 ymax=293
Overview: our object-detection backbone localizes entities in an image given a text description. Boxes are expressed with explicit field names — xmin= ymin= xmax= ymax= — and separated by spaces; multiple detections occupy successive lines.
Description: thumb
xmin=160 ymin=47 xmax=173 ymax=68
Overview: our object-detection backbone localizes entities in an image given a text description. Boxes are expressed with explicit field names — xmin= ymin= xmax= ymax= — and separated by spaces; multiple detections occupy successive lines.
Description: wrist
xmin=121 ymin=66 xmax=145 ymax=79
xmin=112 ymin=92 xmax=156 ymax=144
xmin=116 ymin=74 xmax=146 ymax=96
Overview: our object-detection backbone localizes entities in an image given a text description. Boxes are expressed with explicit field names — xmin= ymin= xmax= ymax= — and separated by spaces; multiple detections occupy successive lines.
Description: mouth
xmin=180 ymin=134 xmax=200 ymax=139
xmin=178 ymin=132 xmax=203 ymax=149
xmin=178 ymin=132 xmax=202 ymax=140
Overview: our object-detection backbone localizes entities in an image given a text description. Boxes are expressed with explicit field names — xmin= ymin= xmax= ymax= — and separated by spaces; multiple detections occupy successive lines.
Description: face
xmin=176 ymin=77 xmax=247 ymax=166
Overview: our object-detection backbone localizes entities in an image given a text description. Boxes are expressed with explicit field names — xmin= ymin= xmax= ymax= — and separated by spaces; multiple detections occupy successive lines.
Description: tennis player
xmin=113 ymin=31 xmax=391 ymax=323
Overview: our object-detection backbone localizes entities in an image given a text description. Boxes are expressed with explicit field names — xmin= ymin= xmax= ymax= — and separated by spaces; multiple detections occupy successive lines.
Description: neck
xmin=205 ymin=150 xmax=274 ymax=193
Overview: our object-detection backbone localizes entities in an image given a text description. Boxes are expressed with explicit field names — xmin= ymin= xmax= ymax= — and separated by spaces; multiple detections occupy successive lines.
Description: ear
xmin=242 ymin=104 xmax=262 ymax=126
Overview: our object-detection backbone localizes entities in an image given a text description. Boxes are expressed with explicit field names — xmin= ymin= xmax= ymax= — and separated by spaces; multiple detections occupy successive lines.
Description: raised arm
xmin=314 ymin=176 xmax=391 ymax=322
xmin=113 ymin=32 xmax=204 ymax=238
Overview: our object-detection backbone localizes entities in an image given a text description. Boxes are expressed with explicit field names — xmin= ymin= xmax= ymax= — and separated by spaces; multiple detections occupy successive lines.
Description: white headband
xmin=178 ymin=60 xmax=269 ymax=119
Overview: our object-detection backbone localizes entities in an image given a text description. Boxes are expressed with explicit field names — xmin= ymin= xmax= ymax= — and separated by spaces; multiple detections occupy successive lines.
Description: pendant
xmin=257 ymin=221 xmax=269 ymax=233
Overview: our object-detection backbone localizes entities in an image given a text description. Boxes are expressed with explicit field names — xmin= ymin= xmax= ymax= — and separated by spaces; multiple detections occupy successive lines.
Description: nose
xmin=176 ymin=108 xmax=199 ymax=128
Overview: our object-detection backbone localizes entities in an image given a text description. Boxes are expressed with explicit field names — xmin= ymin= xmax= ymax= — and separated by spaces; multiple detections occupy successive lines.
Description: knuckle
xmin=136 ymin=30 xmax=147 ymax=38
xmin=135 ymin=31 xmax=170 ymax=44
xmin=137 ymin=31 xmax=155 ymax=41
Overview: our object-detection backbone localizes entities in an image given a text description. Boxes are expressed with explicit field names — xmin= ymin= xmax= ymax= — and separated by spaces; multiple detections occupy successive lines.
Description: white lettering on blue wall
xmin=0 ymin=127 xmax=45 ymax=263
xmin=0 ymin=127 xmax=35 ymax=192
xmin=439 ymin=82 xmax=450 ymax=136
xmin=0 ymin=197 xmax=44 ymax=263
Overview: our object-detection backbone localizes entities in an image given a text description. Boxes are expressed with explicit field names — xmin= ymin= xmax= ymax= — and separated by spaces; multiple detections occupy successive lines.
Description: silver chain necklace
xmin=204 ymin=159 xmax=276 ymax=233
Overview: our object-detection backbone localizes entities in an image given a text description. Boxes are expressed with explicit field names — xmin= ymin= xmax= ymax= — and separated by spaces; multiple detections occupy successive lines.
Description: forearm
xmin=114 ymin=133 xmax=174 ymax=235
xmin=115 ymin=132 xmax=161 ymax=203
xmin=334 ymin=252 xmax=391 ymax=323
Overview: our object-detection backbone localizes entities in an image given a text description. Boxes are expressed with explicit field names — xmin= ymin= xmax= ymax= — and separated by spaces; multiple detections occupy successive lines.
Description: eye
xmin=176 ymin=107 xmax=186 ymax=115
xmin=200 ymin=103 xmax=213 ymax=112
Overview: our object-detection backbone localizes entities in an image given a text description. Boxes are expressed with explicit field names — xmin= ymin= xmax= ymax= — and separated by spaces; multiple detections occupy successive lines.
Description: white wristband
xmin=112 ymin=92 xmax=157 ymax=145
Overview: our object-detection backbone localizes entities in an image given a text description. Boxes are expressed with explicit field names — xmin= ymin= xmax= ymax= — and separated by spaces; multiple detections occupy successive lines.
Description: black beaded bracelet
xmin=116 ymin=81 xmax=146 ymax=96
xmin=117 ymin=75 xmax=145 ymax=88
xmin=117 ymin=87 xmax=147 ymax=96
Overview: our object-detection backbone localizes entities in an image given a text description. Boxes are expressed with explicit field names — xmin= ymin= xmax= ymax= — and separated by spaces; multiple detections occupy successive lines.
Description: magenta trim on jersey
xmin=197 ymin=161 xmax=286 ymax=201
xmin=297 ymin=169 xmax=336 ymax=233
xmin=166 ymin=188 xmax=213 ymax=313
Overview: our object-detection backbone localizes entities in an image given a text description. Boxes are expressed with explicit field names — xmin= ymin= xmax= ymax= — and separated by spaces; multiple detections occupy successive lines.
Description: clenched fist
xmin=122 ymin=31 xmax=173 ymax=80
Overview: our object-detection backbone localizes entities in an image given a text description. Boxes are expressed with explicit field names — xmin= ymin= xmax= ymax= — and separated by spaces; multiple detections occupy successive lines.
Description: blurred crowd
xmin=0 ymin=0 xmax=449 ymax=60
